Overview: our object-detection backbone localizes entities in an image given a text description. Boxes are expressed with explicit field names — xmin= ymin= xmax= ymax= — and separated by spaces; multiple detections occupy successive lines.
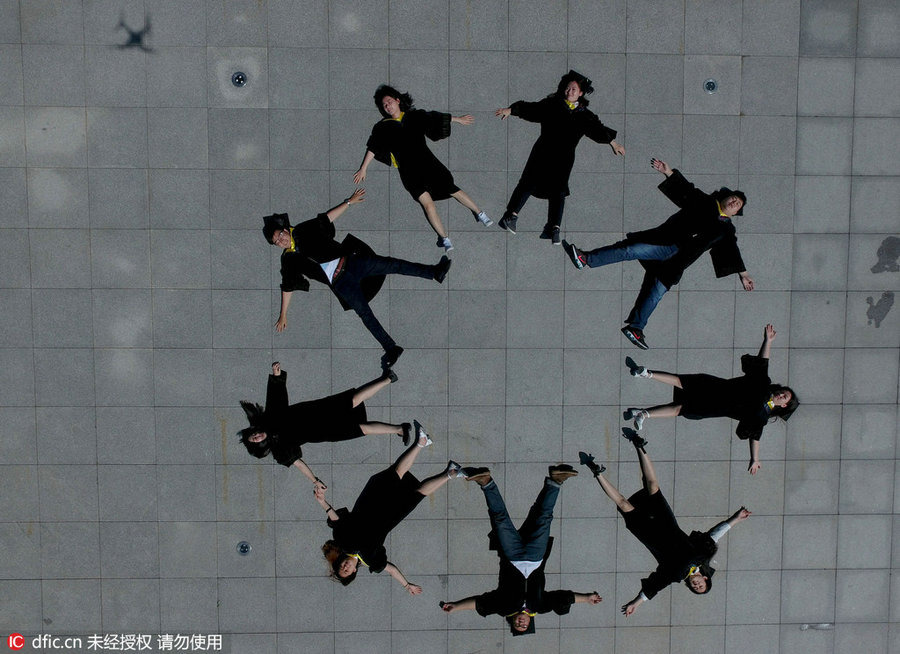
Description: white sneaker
xmin=447 ymin=460 xmax=465 ymax=478
xmin=631 ymin=366 xmax=652 ymax=378
xmin=624 ymin=408 xmax=648 ymax=431
xmin=413 ymin=420 xmax=433 ymax=447
xmin=437 ymin=236 xmax=454 ymax=252
xmin=475 ymin=211 xmax=493 ymax=227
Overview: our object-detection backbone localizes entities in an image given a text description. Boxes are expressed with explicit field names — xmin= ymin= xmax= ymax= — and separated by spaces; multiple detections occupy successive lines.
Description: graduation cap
xmin=507 ymin=611 xmax=537 ymax=636
xmin=262 ymin=212 xmax=291 ymax=243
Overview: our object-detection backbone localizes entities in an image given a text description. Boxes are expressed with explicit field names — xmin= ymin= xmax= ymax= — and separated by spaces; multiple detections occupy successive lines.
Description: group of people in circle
xmin=243 ymin=70 xmax=799 ymax=635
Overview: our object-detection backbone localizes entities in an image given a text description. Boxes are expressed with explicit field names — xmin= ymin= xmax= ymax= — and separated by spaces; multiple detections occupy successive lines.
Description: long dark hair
xmin=373 ymin=85 xmax=414 ymax=118
xmin=769 ymin=384 xmax=799 ymax=421
xmin=322 ymin=540 xmax=357 ymax=586
xmin=237 ymin=401 xmax=271 ymax=459
xmin=551 ymin=69 xmax=593 ymax=108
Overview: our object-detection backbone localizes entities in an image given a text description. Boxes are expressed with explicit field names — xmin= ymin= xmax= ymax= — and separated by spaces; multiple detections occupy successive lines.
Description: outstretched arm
xmin=709 ymin=506 xmax=752 ymax=541
xmin=739 ymin=271 xmax=755 ymax=291
xmin=384 ymin=562 xmax=422 ymax=595
xmin=440 ymin=597 xmax=477 ymax=613
xmin=354 ymin=151 xmax=376 ymax=184
xmin=313 ymin=485 xmax=339 ymax=521
xmin=451 ymin=114 xmax=474 ymax=125
xmin=621 ymin=593 xmax=645 ymax=617
xmin=574 ymin=592 xmax=603 ymax=605
xmin=292 ymin=458 xmax=326 ymax=490
xmin=758 ymin=323 xmax=776 ymax=359
xmin=651 ymin=157 xmax=673 ymax=177
xmin=495 ymin=107 xmax=512 ymax=120
xmin=325 ymin=188 xmax=366 ymax=223
xmin=748 ymin=439 xmax=762 ymax=475
xmin=275 ymin=290 xmax=293 ymax=332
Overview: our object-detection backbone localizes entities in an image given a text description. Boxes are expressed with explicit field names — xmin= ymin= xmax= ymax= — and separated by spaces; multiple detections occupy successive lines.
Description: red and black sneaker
xmin=621 ymin=325 xmax=649 ymax=350
xmin=562 ymin=240 xmax=586 ymax=270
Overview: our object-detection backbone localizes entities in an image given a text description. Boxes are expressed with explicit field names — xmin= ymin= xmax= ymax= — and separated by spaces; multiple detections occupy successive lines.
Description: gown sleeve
xmin=657 ymin=170 xmax=711 ymax=211
xmin=640 ymin=568 xmax=675 ymax=600
xmin=279 ymin=252 xmax=310 ymax=293
xmin=581 ymin=110 xmax=617 ymax=144
xmin=415 ymin=110 xmax=452 ymax=142
xmin=543 ymin=590 xmax=576 ymax=615
xmin=264 ymin=372 xmax=288 ymax=413
xmin=365 ymin=121 xmax=394 ymax=166
xmin=709 ymin=229 xmax=746 ymax=278
xmin=509 ymin=98 xmax=550 ymax=123
xmin=473 ymin=590 xmax=504 ymax=617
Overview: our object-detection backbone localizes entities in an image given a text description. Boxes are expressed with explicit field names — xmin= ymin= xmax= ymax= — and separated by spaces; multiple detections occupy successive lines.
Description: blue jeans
xmin=582 ymin=240 xmax=676 ymax=331
xmin=481 ymin=478 xmax=560 ymax=562
xmin=584 ymin=240 xmax=678 ymax=268
xmin=332 ymin=254 xmax=435 ymax=350
xmin=625 ymin=272 xmax=668 ymax=331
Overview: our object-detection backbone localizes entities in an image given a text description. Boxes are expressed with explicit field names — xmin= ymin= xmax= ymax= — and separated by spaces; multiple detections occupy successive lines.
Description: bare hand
xmin=764 ymin=324 xmax=776 ymax=341
xmin=621 ymin=601 xmax=638 ymax=617
xmin=610 ymin=141 xmax=625 ymax=156
xmin=748 ymin=460 xmax=761 ymax=475
xmin=440 ymin=601 xmax=456 ymax=613
xmin=495 ymin=107 xmax=512 ymax=120
xmin=405 ymin=583 xmax=422 ymax=595
xmin=650 ymin=157 xmax=672 ymax=176
xmin=454 ymin=114 xmax=474 ymax=125
xmin=313 ymin=485 xmax=327 ymax=502
xmin=740 ymin=274 xmax=755 ymax=291
xmin=271 ymin=362 xmax=281 ymax=376
xmin=313 ymin=478 xmax=327 ymax=492
xmin=275 ymin=317 xmax=287 ymax=332
xmin=587 ymin=593 xmax=603 ymax=605
xmin=736 ymin=506 xmax=752 ymax=521
xmin=353 ymin=168 xmax=366 ymax=185
xmin=347 ymin=187 xmax=366 ymax=205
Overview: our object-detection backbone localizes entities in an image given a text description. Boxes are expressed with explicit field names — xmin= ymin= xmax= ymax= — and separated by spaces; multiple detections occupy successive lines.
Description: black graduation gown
xmin=622 ymin=490 xmax=717 ymax=600
xmin=278 ymin=213 xmax=385 ymax=311
xmin=327 ymin=469 xmax=424 ymax=574
xmin=510 ymin=97 xmax=617 ymax=199
xmin=259 ymin=372 xmax=367 ymax=467
xmin=674 ymin=354 xmax=774 ymax=441
xmin=473 ymin=537 xmax=576 ymax=619
xmin=366 ymin=110 xmax=459 ymax=201
xmin=626 ymin=170 xmax=746 ymax=288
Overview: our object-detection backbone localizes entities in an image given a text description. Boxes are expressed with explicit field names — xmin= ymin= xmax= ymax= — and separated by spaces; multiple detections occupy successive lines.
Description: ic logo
xmin=7 ymin=634 xmax=24 ymax=650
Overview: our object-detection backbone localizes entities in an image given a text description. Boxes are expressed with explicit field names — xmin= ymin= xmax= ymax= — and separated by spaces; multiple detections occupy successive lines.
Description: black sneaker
xmin=562 ymin=240 xmax=586 ymax=269
xmin=578 ymin=451 xmax=606 ymax=476
xmin=433 ymin=256 xmax=452 ymax=284
xmin=381 ymin=345 xmax=404 ymax=368
xmin=621 ymin=428 xmax=648 ymax=453
xmin=551 ymin=227 xmax=561 ymax=245
xmin=621 ymin=325 xmax=649 ymax=350
xmin=498 ymin=213 xmax=517 ymax=234
xmin=539 ymin=224 xmax=554 ymax=240
xmin=400 ymin=422 xmax=413 ymax=446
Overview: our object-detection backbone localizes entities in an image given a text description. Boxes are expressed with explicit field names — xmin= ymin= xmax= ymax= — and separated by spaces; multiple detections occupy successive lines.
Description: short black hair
xmin=262 ymin=213 xmax=291 ymax=244
xmin=712 ymin=188 xmax=747 ymax=216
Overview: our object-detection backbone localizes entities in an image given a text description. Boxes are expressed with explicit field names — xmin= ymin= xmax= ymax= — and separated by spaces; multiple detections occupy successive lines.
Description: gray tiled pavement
xmin=1 ymin=1 xmax=898 ymax=653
